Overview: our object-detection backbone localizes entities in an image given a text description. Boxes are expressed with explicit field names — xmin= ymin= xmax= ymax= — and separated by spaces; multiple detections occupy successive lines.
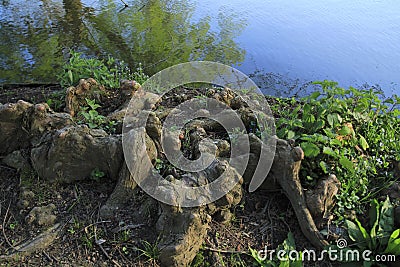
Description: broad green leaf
xmin=285 ymin=232 xmax=296 ymax=251
xmin=312 ymin=120 xmax=325 ymax=132
xmin=389 ymin=228 xmax=400 ymax=240
xmin=355 ymin=219 xmax=372 ymax=249
xmin=323 ymin=146 xmax=338 ymax=158
xmin=316 ymin=104 xmax=326 ymax=116
xmin=383 ymin=229 xmax=400 ymax=255
xmin=323 ymin=128 xmax=336 ymax=138
xmin=68 ymin=69 xmax=73 ymax=84
xmin=336 ymin=114 xmax=343 ymax=123
xmin=327 ymin=113 xmax=342 ymax=127
xmin=301 ymin=142 xmax=320 ymax=158
xmin=303 ymin=103 xmax=312 ymax=114
xmin=359 ymin=135 xmax=369 ymax=150
xmin=368 ymin=199 xmax=379 ymax=248
xmin=320 ymin=161 xmax=329 ymax=174
xmin=339 ymin=156 xmax=354 ymax=172
xmin=338 ymin=125 xmax=351 ymax=135
xmin=327 ymin=114 xmax=334 ymax=127
xmin=309 ymin=91 xmax=321 ymax=100
xmin=300 ymin=135 xmax=317 ymax=142
xmin=346 ymin=220 xmax=369 ymax=250
xmin=330 ymin=139 xmax=342 ymax=146
xmin=249 ymin=247 xmax=265 ymax=265
xmin=88 ymin=110 xmax=98 ymax=117
xmin=304 ymin=113 xmax=316 ymax=128
xmin=287 ymin=130 xmax=295 ymax=139
xmin=82 ymin=113 xmax=90 ymax=120
xmin=378 ymin=196 xmax=394 ymax=245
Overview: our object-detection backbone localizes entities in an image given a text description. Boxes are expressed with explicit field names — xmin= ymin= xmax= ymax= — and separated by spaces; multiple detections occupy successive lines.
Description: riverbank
xmin=0 ymin=80 xmax=399 ymax=266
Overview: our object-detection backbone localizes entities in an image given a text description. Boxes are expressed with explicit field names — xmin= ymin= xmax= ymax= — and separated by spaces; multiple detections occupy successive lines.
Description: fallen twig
xmin=203 ymin=246 xmax=248 ymax=255
xmin=2 ymin=201 xmax=18 ymax=252
xmin=42 ymin=251 xmax=53 ymax=263
xmin=98 ymin=242 xmax=122 ymax=267
xmin=93 ymin=223 xmax=122 ymax=267
xmin=112 ymin=223 xmax=146 ymax=233
xmin=83 ymin=220 xmax=112 ymax=233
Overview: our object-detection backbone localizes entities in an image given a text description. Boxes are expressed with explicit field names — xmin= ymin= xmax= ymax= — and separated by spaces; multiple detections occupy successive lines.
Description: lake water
xmin=1 ymin=0 xmax=400 ymax=97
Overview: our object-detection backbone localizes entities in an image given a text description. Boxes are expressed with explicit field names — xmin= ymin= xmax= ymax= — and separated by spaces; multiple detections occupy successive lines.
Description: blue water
xmin=191 ymin=0 xmax=400 ymax=96
xmin=2 ymin=0 xmax=400 ymax=97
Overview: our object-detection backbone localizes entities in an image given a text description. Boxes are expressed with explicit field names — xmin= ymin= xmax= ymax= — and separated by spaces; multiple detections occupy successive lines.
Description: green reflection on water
xmin=0 ymin=0 xmax=246 ymax=84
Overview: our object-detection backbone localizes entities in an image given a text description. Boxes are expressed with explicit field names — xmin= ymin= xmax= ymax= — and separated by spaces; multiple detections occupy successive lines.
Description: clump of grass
xmin=137 ymin=239 xmax=160 ymax=263
xmin=57 ymin=50 xmax=148 ymax=89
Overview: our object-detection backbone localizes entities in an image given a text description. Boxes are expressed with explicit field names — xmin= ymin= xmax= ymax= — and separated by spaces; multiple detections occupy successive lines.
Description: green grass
xmin=57 ymin=50 xmax=148 ymax=89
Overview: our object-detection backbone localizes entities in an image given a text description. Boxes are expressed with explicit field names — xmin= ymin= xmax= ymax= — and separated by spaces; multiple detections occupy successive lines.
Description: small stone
xmin=214 ymin=209 xmax=232 ymax=224
xmin=26 ymin=204 xmax=57 ymax=226
xmin=21 ymin=189 xmax=35 ymax=199
xmin=17 ymin=188 xmax=35 ymax=209
xmin=35 ymin=104 xmax=46 ymax=112
xmin=2 ymin=150 xmax=31 ymax=171
xmin=165 ymin=175 xmax=175 ymax=182
xmin=17 ymin=199 xmax=30 ymax=209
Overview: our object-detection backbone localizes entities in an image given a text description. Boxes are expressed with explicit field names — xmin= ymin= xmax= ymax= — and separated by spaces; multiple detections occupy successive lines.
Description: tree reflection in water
xmin=0 ymin=0 xmax=247 ymax=83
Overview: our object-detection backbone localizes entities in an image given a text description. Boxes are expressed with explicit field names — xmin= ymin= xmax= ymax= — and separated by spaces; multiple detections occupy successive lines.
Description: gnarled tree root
xmin=270 ymin=139 xmax=328 ymax=248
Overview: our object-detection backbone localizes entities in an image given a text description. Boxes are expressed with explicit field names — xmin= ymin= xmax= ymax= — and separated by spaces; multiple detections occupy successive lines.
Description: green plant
xmin=226 ymin=253 xmax=248 ymax=267
xmin=45 ymin=91 xmax=65 ymax=111
xmin=347 ymin=197 xmax=399 ymax=253
xmin=9 ymin=222 xmax=17 ymax=230
xmin=154 ymin=158 xmax=164 ymax=171
xmin=272 ymin=80 xmax=400 ymax=218
xmin=78 ymin=98 xmax=114 ymax=132
xmin=191 ymin=250 xmax=210 ymax=267
xmin=137 ymin=239 xmax=160 ymax=263
xmin=67 ymin=217 xmax=82 ymax=234
xmin=250 ymin=232 xmax=302 ymax=267
xmin=119 ymin=229 xmax=131 ymax=242
xmin=77 ymin=98 xmax=117 ymax=133
xmin=57 ymin=50 xmax=148 ymax=89
xmin=328 ymin=197 xmax=400 ymax=266
xmin=133 ymin=63 xmax=149 ymax=85
xmin=78 ymin=98 xmax=106 ymax=129
xmin=90 ymin=168 xmax=105 ymax=182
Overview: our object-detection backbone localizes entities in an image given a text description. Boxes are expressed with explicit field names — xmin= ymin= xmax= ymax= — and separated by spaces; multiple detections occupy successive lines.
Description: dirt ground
xmin=1 ymin=164 xmax=332 ymax=267
xmin=0 ymin=84 xmax=336 ymax=267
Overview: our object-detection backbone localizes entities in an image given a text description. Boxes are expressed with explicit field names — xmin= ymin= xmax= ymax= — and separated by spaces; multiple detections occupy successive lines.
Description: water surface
xmin=1 ymin=0 xmax=399 ymax=96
